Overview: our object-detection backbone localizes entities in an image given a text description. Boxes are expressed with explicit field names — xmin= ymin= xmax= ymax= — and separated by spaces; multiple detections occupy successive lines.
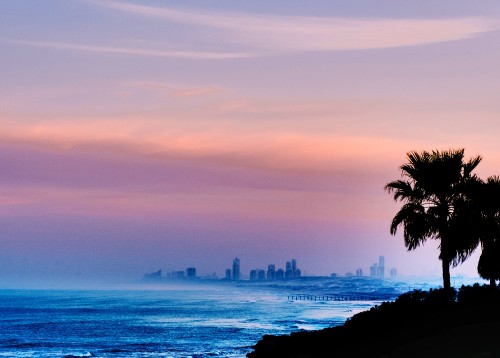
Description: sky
xmin=2 ymin=0 xmax=500 ymax=286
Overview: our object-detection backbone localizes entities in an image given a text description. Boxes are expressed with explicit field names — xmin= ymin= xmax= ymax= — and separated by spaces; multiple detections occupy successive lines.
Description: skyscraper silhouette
xmin=186 ymin=267 xmax=196 ymax=278
xmin=267 ymin=264 xmax=275 ymax=280
xmin=232 ymin=257 xmax=240 ymax=280
xmin=378 ymin=255 xmax=385 ymax=278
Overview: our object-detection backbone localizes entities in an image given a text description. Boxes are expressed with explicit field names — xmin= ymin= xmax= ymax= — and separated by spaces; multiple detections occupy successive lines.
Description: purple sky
xmin=2 ymin=0 xmax=500 ymax=286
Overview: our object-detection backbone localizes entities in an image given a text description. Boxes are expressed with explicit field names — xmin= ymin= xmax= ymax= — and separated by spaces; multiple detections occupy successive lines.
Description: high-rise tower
xmin=267 ymin=264 xmax=276 ymax=280
xmin=232 ymin=257 xmax=240 ymax=280
xmin=378 ymin=255 xmax=385 ymax=278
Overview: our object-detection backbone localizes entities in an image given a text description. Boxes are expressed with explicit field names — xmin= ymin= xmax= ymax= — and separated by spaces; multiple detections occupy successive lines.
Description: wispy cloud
xmin=124 ymin=81 xmax=223 ymax=98
xmin=168 ymin=85 xmax=222 ymax=98
xmin=2 ymin=39 xmax=254 ymax=60
xmin=89 ymin=0 xmax=499 ymax=53
xmin=0 ymin=113 xmax=411 ymax=176
xmin=5 ymin=3 xmax=497 ymax=60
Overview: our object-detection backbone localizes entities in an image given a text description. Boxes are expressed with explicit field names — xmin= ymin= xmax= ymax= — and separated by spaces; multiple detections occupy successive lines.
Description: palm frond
xmin=386 ymin=148 xmax=485 ymax=286
xmin=384 ymin=180 xmax=417 ymax=202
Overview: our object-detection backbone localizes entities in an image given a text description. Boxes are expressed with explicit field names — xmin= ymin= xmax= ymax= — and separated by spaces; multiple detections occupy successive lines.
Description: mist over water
xmin=0 ymin=271 xmax=489 ymax=357
xmin=1 ymin=279 xmax=404 ymax=358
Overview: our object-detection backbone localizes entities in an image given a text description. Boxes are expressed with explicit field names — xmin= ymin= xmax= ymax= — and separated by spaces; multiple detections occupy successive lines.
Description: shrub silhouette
xmin=248 ymin=285 xmax=500 ymax=358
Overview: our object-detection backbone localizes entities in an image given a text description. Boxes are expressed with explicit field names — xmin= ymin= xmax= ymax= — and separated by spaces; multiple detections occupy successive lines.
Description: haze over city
xmin=2 ymin=0 xmax=500 ymax=287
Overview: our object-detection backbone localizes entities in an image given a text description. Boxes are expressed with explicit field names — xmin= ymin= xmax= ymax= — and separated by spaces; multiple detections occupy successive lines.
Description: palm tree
xmin=385 ymin=149 xmax=482 ymax=290
xmin=473 ymin=176 xmax=500 ymax=287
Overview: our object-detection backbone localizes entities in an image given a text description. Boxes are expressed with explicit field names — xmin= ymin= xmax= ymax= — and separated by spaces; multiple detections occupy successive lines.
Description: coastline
xmin=247 ymin=285 xmax=500 ymax=357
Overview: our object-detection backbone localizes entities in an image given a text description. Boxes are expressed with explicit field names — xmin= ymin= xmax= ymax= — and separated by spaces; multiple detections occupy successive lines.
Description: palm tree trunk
xmin=490 ymin=278 xmax=496 ymax=287
xmin=442 ymin=259 xmax=451 ymax=290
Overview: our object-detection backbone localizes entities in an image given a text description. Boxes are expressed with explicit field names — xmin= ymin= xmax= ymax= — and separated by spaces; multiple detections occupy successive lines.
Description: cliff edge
xmin=247 ymin=285 xmax=500 ymax=358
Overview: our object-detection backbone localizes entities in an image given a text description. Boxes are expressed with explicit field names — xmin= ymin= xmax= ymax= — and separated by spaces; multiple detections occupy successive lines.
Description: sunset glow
xmin=2 ymin=0 xmax=500 ymax=285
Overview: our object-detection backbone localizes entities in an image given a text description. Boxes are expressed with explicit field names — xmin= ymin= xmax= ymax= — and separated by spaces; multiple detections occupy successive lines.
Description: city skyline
xmin=1 ymin=1 xmax=499 ymax=286
xmin=144 ymin=256 xmax=397 ymax=281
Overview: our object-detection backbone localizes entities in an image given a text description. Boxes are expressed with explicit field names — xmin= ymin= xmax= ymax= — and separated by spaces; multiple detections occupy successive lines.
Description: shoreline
xmin=247 ymin=284 xmax=500 ymax=357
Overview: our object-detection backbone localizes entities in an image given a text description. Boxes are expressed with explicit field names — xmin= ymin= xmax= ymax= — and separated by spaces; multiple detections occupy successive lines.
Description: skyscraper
xmin=267 ymin=264 xmax=276 ymax=280
xmin=186 ymin=267 xmax=196 ymax=278
xmin=257 ymin=269 xmax=266 ymax=280
xmin=275 ymin=268 xmax=285 ymax=279
xmin=291 ymin=259 xmax=300 ymax=278
xmin=249 ymin=269 xmax=257 ymax=281
xmin=378 ymin=255 xmax=385 ymax=278
xmin=285 ymin=261 xmax=293 ymax=278
xmin=232 ymin=257 xmax=240 ymax=280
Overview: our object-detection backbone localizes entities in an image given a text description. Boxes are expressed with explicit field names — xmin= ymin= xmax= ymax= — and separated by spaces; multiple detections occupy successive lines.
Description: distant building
xmin=167 ymin=270 xmax=185 ymax=279
xmin=225 ymin=269 xmax=231 ymax=280
xmin=292 ymin=259 xmax=301 ymax=278
xmin=378 ymin=256 xmax=385 ymax=278
xmin=390 ymin=268 xmax=397 ymax=278
xmin=330 ymin=273 xmax=338 ymax=278
xmin=275 ymin=268 xmax=285 ymax=279
xmin=369 ymin=256 xmax=386 ymax=278
xmin=143 ymin=270 xmax=162 ymax=281
xmin=232 ymin=257 xmax=240 ymax=280
xmin=186 ymin=267 xmax=196 ymax=278
xmin=285 ymin=259 xmax=300 ymax=278
xmin=267 ymin=264 xmax=276 ymax=280
xmin=356 ymin=268 xmax=363 ymax=277
xmin=258 ymin=269 xmax=266 ymax=280
xmin=345 ymin=272 xmax=353 ymax=277
xmin=249 ymin=269 xmax=258 ymax=281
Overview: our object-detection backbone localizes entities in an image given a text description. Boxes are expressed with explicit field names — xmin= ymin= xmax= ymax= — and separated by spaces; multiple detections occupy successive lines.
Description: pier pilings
xmin=287 ymin=293 xmax=393 ymax=301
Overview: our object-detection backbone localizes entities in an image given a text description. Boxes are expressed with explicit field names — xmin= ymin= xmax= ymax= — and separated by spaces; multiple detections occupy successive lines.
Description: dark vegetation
xmin=249 ymin=149 xmax=500 ymax=357
xmin=248 ymin=285 xmax=500 ymax=357
xmin=384 ymin=149 xmax=500 ymax=289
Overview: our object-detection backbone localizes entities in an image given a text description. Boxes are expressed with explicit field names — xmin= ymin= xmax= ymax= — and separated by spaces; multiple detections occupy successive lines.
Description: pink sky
xmin=1 ymin=0 xmax=500 ymax=285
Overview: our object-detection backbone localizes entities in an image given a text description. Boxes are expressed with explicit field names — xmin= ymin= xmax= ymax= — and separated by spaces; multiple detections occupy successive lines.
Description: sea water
xmin=0 ymin=282 xmax=393 ymax=358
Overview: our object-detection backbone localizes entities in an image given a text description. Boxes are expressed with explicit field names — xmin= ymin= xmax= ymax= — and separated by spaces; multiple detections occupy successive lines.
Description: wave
xmin=0 ymin=283 xmax=397 ymax=357
xmin=63 ymin=353 xmax=94 ymax=358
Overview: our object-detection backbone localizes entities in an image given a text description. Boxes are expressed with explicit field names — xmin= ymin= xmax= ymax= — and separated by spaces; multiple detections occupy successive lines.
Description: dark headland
xmin=247 ymin=284 xmax=500 ymax=358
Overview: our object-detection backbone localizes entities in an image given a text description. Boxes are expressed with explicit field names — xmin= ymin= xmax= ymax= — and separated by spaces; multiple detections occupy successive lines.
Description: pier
xmin=287 ymin=293 xmax=395 ymax=301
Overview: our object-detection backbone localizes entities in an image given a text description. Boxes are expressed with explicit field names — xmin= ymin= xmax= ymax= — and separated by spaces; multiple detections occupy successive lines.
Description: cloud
xmin=2 ymin=39 xmax=254 ymax=60
xmin=89 ymin=1 xmax=499 ymax=53
xmin=123 ymin=81 xmax=223 ymax=98
xmin=6 ymin=3 xmax=497 ymax=60
xmin=0 ymin=112 xmax=411 ymax=174
xmin=3 ymin=95 xmax=498 ymax=171
xmin=0 ymin=137 xmax=394 ymax=225
xmin=168 ymin=85 xmax=222 ymax=98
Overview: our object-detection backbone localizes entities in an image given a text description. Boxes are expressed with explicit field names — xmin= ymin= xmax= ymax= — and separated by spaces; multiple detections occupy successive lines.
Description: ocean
xmin=0 ymin=278 xmax=413 ymax=357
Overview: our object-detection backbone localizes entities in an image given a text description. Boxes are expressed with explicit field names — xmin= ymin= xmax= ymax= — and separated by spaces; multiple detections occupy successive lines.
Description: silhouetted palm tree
xmin=385 ymin=149 xmax=482 ymax=290
xmin=473 ymin=176 xmax=500 ymax=287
